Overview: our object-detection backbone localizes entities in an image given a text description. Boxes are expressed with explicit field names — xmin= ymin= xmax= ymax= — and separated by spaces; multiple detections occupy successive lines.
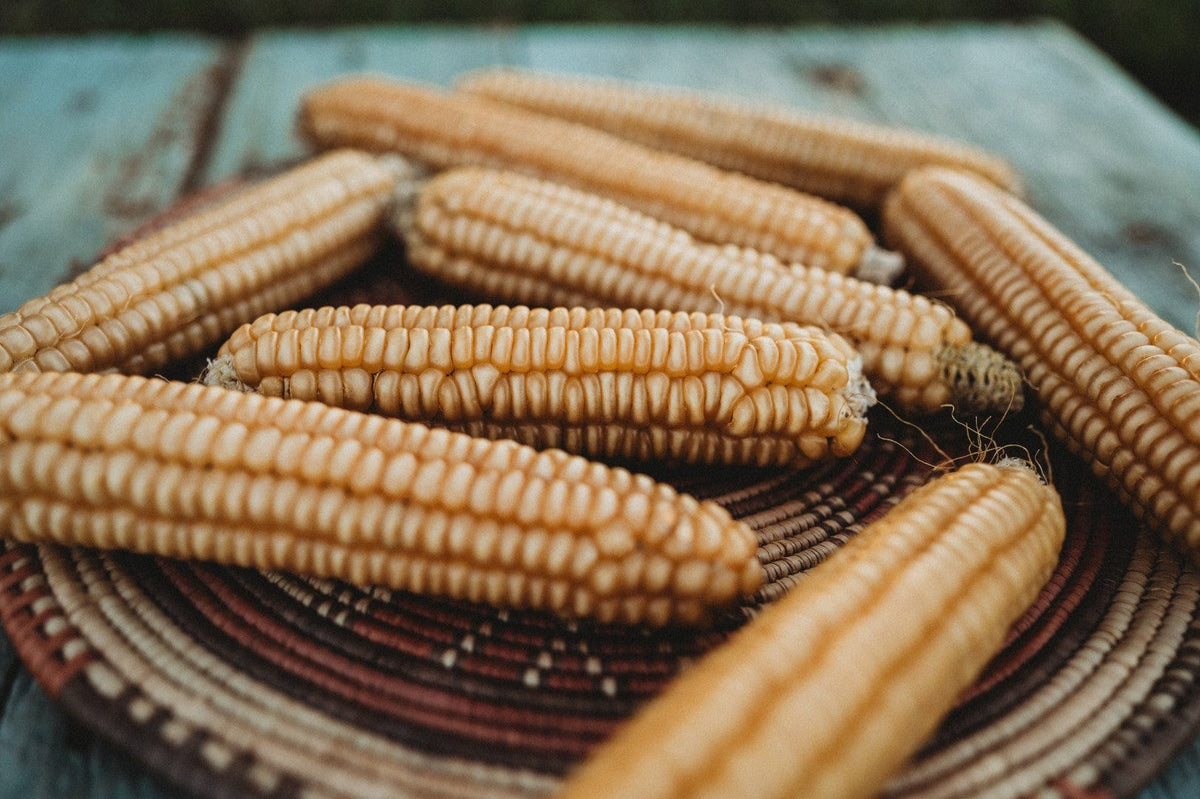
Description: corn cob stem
xmin=207 ymin=302 xmax=874 ymax=469
xmin=0 ymin=370 xmax=763 ymax=626
xmin=553 ymin=460 xmax=1064 ymax=799
xmin=296 ymin=76 xmax=898 ymax=279
xmin=456 ymin=67 xmax=1023 ymax=211
xmin=392 ymin=167 xmax=1022 ymax=415
xmin=0 ymin=150 xmax=404 ymax=376
xmin=882 ymin=166 xmax=1200 ymax=552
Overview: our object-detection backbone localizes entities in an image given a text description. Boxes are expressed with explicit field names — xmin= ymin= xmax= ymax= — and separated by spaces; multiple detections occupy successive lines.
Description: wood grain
xmin=201 ymin=26 xmax=518 ymax=182
xmin=0 ymin=35 xmax=232 ymax=315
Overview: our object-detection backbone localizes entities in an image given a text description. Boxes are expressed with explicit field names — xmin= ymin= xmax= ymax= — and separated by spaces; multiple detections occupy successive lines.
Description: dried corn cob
xmin=555 ymin=460 xmax=1065 ymax=799
xmin=0 ymin=149 xmax=404 ymax=376
xmin=0 ymin=370 xmax=763 ymax=626
xmin=392 ymin=167 xmax=1022 ymax=415
xmin=457 ymin=67 xmax=1022 ymax=210
xmin=883 ymin=166 xmax=1200 ymax=552
xmin=207 ymin=302 xmax=874 ymax=469
xmin=297 ymin=75 xmax=901 ymax=280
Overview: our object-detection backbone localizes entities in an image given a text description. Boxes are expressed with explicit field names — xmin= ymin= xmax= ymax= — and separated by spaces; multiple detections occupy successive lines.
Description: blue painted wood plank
xmin=202 ymin=26 xmax=519 ymax=182
xmin=0 ymin=669 xmax=168 ymax=799
xmin=0 ymin=34 xmax=231 ymax=314
xmin=0 ymin=625 xmax=17 ymax=736
xmin=1143 ymin=751 xmax=1200 ymax=799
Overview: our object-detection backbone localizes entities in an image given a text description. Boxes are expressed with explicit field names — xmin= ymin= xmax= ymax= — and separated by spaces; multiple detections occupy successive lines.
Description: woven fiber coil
xmin=2 ymin=177 xmax=1199 ymax=799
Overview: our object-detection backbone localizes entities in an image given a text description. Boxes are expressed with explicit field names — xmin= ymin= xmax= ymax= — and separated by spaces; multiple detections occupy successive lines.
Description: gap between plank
xmin=179 ymin=37 xmax=249 ymax=196
xmin=0 ymin=652 xmax=21 ymax=723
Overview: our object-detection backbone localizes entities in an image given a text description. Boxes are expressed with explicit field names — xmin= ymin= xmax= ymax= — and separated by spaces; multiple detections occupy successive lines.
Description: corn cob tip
xmin=992 ymin=454 xmax=1045 ymax=481
xmin=937 ymin=341 xmax=1025 ymax=415
xmin=375 ymin=152 xmax=426 ymax=186
xmin=853 ymin=244 xmax=906 ymax=285
xmin=389 ymin=166 xmax=432 ymax=239
xmin=845 ymin=353 xmax=878 ymax=418
xmin=199 ymin=354 xmax=250 ymax=393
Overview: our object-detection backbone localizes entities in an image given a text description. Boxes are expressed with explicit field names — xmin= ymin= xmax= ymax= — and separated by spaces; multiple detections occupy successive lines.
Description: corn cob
xmin=0 ymin=149 xmax=404 ymax=376
xmin=457 ymin=67 xmax=1023 ymax=211
xmin=392 ymin=167 xmax=1022 ymax=415
xmin=0 ymin=370 xmax=764 ymax=626
xmin=296 ymin=75 xmax=902 ymax=280
xmin=882 ymin=166 xmax=1200 ymax=552
xmin=206 ymin=302 xmax=874 ymax=469
xmin=554 ymin=460 xmax=1065 ymax=799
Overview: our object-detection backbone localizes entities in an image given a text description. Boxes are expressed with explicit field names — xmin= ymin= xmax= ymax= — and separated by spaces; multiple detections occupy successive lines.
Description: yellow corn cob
xmin=206 ymin=302 xmax=874 ymax=469
xmin=882 ymin=166 xmax=1200 ymax=552
xmin=0 ymin=149 xmax=404 ymax=376
xmin=297 ymin=75 xmax=902 ymax=280
xmin=0 ymin=370 xmax=764 ymax=626
xmin=457 ymin=67 xmax=1023 ymax=210
xmin=555 ymin=460 xmax=1065 ymax=799
xmin=392 ymin=167 xmax=1022 ymax=415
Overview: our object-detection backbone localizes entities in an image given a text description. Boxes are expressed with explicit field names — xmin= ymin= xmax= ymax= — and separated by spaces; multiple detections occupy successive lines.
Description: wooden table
xmin=2 ymin=20 xmax=1200 ymax=798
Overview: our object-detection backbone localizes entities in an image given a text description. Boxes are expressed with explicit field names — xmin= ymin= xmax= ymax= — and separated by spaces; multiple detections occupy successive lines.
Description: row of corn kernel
xmin=883 ymin=166 xmax=1200 ymax=555
xmin=205 ymin=303 xmax=874 ymax=468
xmin=0 ymin=370 xmax=763 ymax=626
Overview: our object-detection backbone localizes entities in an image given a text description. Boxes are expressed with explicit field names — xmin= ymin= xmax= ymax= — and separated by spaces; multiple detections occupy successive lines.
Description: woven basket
xmin=2 ymin=175 xmax=1197 ymax=799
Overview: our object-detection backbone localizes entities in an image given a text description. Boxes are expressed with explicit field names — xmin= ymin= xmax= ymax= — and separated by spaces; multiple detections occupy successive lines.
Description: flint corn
xmin=883 ymin=166 xmax=1200 ymax=552
xmin=0 ymin=150 xmax=402 ymax=376
xmin=208 ymin=303 xmax=874 ymax=468
xmin=555 ymin=460 xmax=1065 ymax=799
xmin=0 ymin=370 xmax=764 ymax=626
xmin=393 ymin=167 xmax=1022 ymax=415
xmin=297 ymin=75 xmax=901 ymax=279
xmin=457 ymin=67 xmax=1022 ymax=210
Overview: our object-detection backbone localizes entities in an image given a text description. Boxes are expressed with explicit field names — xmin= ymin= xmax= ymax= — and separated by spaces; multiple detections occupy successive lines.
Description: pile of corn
xmin=4 ymin=65 xmax=1197 ymax=799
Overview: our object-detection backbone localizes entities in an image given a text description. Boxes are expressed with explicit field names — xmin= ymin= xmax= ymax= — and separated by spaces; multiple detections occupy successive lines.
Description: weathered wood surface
xmin=0 ymin=36 xmax=234 ymax=314
xmin=1 ymin=20 xmax=1199 ymax=799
